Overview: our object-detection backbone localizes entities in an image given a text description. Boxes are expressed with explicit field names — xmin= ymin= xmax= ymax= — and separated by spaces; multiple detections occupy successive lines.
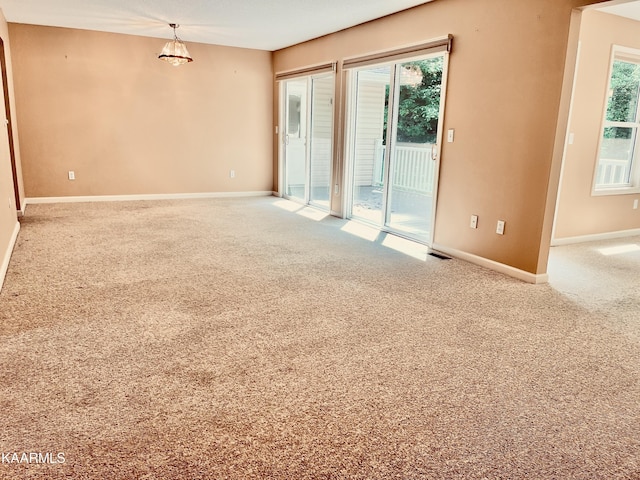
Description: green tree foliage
xmin=397 ymin=57 xmax=443 ymax=143
xmin=606 ymin=59 xmax=640 ymax=139
xmin=384 ymin=57 xmax=443 ymax=144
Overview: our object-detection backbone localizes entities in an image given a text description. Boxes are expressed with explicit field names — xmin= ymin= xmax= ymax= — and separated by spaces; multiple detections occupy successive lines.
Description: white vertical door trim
xmin=382 ymin=65 xmax=400 ymax=228
xmin=427 ymin=50 xmax=451 ymax=247
xmin=342 ymin=70 xmax=357 ymax=220
xmin=277 ymin=81 xmax=285 ymax=197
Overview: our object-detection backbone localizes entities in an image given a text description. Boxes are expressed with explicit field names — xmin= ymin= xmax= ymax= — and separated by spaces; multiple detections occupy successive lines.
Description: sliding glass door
xmin=347 ymin=54 xmax=447 ymax=243
xmin=386 ymin=57 xmax=444 ymax=238
xmin=282 ymin=74 xmax=334 ymax=210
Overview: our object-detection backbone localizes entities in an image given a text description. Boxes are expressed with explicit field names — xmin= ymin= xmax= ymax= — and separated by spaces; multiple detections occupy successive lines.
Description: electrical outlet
xmin=68 ymin=171 xmax=75 ymax=180
xmin=496 ymin=220 xmax=505 ymax=235
xmin=470 ymin=215 xmax=478 ymax=229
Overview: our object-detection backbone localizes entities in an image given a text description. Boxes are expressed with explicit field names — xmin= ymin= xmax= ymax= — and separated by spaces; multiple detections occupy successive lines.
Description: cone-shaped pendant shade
xmin=158 ymin=24 xmax=193 ymax=66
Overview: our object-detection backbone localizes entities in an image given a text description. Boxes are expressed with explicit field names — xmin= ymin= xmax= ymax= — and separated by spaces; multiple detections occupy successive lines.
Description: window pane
xmin=596 ymin=126 xmax=634 ymax=186
xmin=601 ymin=126 xmax=634 ymax=159
xmin=606 ymin=60 xmax=640 ymax=122
xmin=287 ymin=94 xmax=302 ymax=137
xmin=350 ymin=66 xmax=392 ymax=225
xmin=309 ymin=75 xmax=334 ymax=209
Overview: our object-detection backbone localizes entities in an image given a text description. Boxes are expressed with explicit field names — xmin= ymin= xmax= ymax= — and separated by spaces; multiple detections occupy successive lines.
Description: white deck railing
xmin=374 ymin=142 xmax=436 ymax=195
xmin=595 ymin=158 xmax=631 ymax=187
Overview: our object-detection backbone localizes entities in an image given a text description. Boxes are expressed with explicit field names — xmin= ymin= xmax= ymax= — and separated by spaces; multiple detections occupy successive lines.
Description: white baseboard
xmin=24 ymin=191 xmax=274 ymax=206
xmin=552 ymin=228 xmax=640 ymax=246
xmin=431 ymin=243 xmax=549 ymax=284
xmin=0 ymin=221 xmax=20 ymax=292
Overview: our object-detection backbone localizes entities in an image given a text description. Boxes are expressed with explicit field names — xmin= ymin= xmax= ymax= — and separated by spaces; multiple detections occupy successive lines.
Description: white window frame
xmin=593 ymin=45 xmax=640 ymax=196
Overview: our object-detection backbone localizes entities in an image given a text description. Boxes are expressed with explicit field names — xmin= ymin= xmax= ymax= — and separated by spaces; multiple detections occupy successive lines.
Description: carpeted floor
xmin=0 ymin=196 xmax=638 ymax=479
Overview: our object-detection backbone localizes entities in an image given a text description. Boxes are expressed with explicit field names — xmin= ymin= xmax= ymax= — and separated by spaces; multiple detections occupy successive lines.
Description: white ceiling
xmin=597 ymin=0 xmax=640 ymax=21
xmin=0 ymin=0 xmax=434 ymax=51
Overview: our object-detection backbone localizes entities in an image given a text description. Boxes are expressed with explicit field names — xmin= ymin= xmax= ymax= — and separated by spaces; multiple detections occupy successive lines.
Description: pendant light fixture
xmin=158 ymin=23 xmax=193 ymax=66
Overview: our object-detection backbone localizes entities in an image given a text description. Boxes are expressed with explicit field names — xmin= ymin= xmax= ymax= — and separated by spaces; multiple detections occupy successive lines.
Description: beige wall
xmin=0 ymin=8 xmax=20 ymax=291
xmin=273 ymin=0 xmax=601 ymax=275
xmin=555 ymin=10 xmax=640 ymax=240
xmin=9 ymin=24 xmax=273 ymax=197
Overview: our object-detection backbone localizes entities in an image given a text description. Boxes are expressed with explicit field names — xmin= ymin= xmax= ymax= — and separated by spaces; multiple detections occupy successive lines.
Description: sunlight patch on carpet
xmin=296 ymin=207 xmax=328 ymax=221
xmin=381 ymin=234 xmax=428 ymax=261
xmin=597 ymin=243 xmax=640 ymax=256
xmin=340 ymin=220 xmax=380 ymax=241
xmin=273 ymin=199 xmax=302 ymax=212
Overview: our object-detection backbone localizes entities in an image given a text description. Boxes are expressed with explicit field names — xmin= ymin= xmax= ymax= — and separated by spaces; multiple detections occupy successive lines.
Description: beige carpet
xmin=0 ymin=197 xmax=638 ymax=479
xmin=548 ymin=234 xmax=640 ymax=341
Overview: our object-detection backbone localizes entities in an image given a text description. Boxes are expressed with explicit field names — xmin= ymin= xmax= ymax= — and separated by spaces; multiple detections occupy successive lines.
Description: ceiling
xmin=0 ymin=0 xmax=434 ymax=51
xmin=597 ymin=0 xmax=640 ymax=21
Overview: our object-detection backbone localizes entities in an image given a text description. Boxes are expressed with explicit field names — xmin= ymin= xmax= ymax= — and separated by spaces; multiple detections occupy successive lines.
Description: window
xmin=595 ymin=46 xmax=640 ymax=193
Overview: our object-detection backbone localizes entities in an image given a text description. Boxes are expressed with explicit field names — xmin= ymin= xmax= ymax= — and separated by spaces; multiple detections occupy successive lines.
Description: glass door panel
xmin=284 ymin=79 xmax=308 ymax=201
xmin=350 ymin=66 xmax=392 ymax=225
xmin=386 ymin=57 xmax=444 ymax=239
xmin=309 ymin=75 xmax=334 ymax=209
